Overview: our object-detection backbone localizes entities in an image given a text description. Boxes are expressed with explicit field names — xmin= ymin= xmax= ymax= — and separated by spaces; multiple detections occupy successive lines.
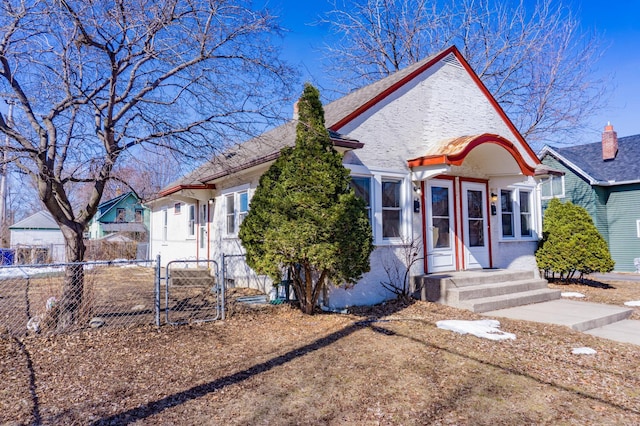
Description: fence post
xmin=221 ymin=254 xmax=226 ymax=321
xmin=154 ymin=254 xmax=161 ymax=327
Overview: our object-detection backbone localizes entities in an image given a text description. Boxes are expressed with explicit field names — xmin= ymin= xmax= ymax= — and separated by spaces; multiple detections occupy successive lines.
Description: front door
xmin=461 ymin=181 xmax=490 ymax=269
xmin=426 ymin=179 xmax=456 ymax=273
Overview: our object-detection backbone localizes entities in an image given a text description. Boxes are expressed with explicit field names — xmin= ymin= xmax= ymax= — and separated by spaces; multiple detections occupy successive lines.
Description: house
xmin=539 ymin=123 xmax=640 ymax=272
xmin=147 ymin=45 xmax=549 ymax=308
xmin=9 ymin=210 xmax=65 ymax=263
xmin=87 ymin=191 xmax=149 ymax=241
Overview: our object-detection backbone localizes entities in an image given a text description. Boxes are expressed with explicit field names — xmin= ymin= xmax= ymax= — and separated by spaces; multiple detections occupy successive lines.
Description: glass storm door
xmin=199 ymin=203 xmax=208 ymax=250
xmin=461 ymin=181 xmax=489 ymax=269
xmin=426 ymin=179 xmax=456 ymax=273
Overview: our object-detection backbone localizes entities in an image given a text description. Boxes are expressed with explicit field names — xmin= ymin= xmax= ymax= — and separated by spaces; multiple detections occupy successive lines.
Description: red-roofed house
xmin=147 ymin=46 xmax=556 ymax=309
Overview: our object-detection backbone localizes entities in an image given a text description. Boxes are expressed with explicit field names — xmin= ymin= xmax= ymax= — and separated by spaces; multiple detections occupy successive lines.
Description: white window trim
xmin=350 ymin=175 xmax=373 ymax=224
xmin=222 ymin=184 xmax=251 ymax=238
xmin=540 ymin=175 xmax=565 ymax=200
xmin=347 ymin=166 xmax=410 ymax=246
xmin=162 ymin=207 xmax=168 ymax=243
xmin=636 ymin=220 xmax=640 ymax=238
xmin=497 ymin=185 xmax=538 ymax=242
xmin=186 ymin=204 xmax=196 ymax=239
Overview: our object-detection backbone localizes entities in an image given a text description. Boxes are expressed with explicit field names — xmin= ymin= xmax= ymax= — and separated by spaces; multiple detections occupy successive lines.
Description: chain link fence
xmin=0 ymin=254 xmax=283 ymax=338
xmin=0 ymin=259 xmax=159 ymax=337
xmin=164 ymin=259 xmax=222 ymax=325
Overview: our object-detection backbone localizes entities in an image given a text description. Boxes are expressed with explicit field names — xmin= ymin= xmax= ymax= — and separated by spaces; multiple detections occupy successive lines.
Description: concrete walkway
xmin=484 ymin=299 xmax=640 ymax=346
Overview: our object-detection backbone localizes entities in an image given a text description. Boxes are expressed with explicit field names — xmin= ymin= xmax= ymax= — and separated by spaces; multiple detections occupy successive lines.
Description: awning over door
xmin=407 ymin=133 xmax=538 ymax=177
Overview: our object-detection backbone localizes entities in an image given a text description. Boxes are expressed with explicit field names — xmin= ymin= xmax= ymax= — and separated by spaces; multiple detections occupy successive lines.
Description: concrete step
xmin=170 ymin=268 xmax=215 ymax=287
xmin=412 ymin=269 xmax=538 ymax=303
xmin=457 ymin=288 xmax=562 ymax=313
xmin=446 ymin=279 xmax=550 ymax=304
xmin=484 ymin=300 xmax=634 ymax=333
xmin=423 ymin=269 xmax=535 ymax=289
xmin=568 ymin=307 xmax=634 ymax=332
xmin=584 ymin=319 xmax=640 ymax=344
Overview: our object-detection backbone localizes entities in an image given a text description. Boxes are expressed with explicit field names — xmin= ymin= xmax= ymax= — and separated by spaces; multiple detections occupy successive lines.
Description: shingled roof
xmin=9 ymin=211 xmax=59 ymax=230
xmin=159 ymin=46 xmax=469 ymax=196
xmin=543 ymin=134 xmax=640 ymax=185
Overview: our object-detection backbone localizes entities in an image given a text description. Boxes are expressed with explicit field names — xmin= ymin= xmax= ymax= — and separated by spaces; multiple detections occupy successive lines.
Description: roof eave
xmin=595 ymin=179 xmax=640 ymax=187
xmin=157 ymin=184 xmax=216 ymax=198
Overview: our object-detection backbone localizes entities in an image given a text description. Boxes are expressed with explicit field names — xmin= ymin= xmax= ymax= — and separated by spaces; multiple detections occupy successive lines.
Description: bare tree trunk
xmin=57 ymin=226 xmax=86 ymax=330
xmin=303 ymin=263 xmax=314 ymax=315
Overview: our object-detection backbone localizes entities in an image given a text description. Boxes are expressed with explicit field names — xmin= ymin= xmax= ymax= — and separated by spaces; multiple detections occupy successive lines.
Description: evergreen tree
xmin=239 ymin=84 xmax=373 ymax=314
xmin=536 ymin=199 xmax=614 ymax=281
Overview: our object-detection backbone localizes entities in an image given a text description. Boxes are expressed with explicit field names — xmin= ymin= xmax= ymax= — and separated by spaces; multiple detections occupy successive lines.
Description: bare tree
xmin=73 ymin=147 xmax=184 ymax=204
xmin=0 ymin=0 xmax=294 ymax=328
xmin=323 ymin=0 xmax=608 ymax=145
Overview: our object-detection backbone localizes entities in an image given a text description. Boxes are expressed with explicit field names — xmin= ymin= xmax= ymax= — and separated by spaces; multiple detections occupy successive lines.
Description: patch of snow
xmin=624 ymin=300 xmax=640 ymax=307
xmin=436 ymin=319 xmax=516 ymax=341
xmin=572 ymin=347 xmax=596 ymax=355
xmin=0 ymin=266 xmax=64 ymax=278
xmin=561 ymin=292 xmax=585 ymax=298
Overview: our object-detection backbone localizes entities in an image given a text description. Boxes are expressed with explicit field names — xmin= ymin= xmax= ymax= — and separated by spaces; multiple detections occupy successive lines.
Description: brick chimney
xmin=602 ymin=122 xmax=618 ymax=161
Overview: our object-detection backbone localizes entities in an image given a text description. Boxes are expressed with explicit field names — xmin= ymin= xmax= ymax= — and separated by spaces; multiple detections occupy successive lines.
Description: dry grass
xmin=1 ymin=276 xmax=640 ymax=425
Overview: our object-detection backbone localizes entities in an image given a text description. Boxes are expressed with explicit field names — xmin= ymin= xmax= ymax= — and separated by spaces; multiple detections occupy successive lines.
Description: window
xmin=350 ymin=176 xmax=372 ymax=222
xmin=382 ymin=179 xmax=401 ymax=238
xmin=540 ymin=175 xmax=564 ymax=199
xmin=162 ymin=208 xmax=168 ymax=242
xmin=238 ymin=191 xmax=248 ymax=224
xmin=225 ymin=189 xmax=249 ymax=235
xmin=188 ymin=205 xmax=196 ymax=237
xmin=345 ymin=169 xmax=407 ymax=244
xmin=199 ymin=204 xmax=208 ymax=249
xmin=226 ymin=194 xmax=235 ymax=234
xmin=499 ymin=187 xmax=536 ymax=239
xmin=501 ymin=190 xmax=514 ymax=237
xmin=116 ymin=208 xmax=126 ymax=223
xmin=174 ymin=202 xmax=181 ymax=214
xmin=134 ymin=209 xmax=143 ymax=223
xmin=519 ymin=190 xmax=533 ymax=237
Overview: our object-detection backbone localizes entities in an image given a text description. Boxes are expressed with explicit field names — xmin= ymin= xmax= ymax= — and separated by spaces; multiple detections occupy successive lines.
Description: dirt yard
xmin=2 ymin=276 xmax=640 ymax=425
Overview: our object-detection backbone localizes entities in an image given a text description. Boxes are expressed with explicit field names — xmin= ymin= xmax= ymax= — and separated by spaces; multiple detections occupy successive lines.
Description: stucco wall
xmin=149 ymin=198 xmax=200 ymax=262
xmin=341 ymin=60 xmax=520 ymax=171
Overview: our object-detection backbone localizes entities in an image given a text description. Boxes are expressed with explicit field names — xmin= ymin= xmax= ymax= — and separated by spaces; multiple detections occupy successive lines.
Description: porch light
xmin=490 ymin=192 xmax=498 ymax=215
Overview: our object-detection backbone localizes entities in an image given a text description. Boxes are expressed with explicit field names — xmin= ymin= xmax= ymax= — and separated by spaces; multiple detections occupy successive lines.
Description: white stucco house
xmin=147 ymin=46 xmax=549 ymax=309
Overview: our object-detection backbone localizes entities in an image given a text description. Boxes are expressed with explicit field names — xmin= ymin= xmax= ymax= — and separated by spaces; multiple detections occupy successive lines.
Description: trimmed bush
xmin=536 ymin=198 xmax=614 ymax=282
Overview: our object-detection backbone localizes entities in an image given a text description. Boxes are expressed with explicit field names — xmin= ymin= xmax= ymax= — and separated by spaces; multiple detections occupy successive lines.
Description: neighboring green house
xmin=539 ymin=123 xmax=640 ymax=272
xmin=87 ymin=192 xmax=149 ymax=241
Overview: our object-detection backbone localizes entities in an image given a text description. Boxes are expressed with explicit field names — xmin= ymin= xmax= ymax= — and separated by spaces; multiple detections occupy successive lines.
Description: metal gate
xmin=164 ymin=259 xmax=223 ymax=325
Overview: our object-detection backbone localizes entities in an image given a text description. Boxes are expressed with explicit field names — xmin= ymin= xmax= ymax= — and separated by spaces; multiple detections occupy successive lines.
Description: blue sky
xmin=272 ymin=0 xmax=640 ymax=144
